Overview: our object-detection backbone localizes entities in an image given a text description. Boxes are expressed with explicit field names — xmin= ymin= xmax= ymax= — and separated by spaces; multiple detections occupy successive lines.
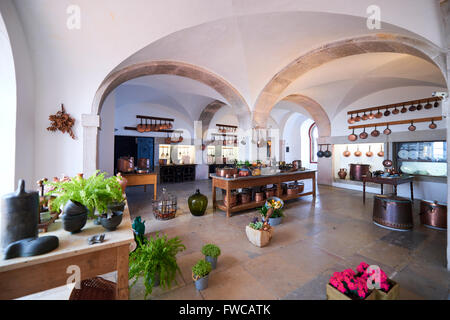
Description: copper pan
xmin=401 ymin=105 xmax=407 ymax=113
xmin=145 ymin=119 xmax=151 ymax=132
xmin=137 ymin=118 xmax=145 ymax=133
xmin=392 ymin=106 xmax=400 ymax=115
xmin=348 ymin=129 xmax=358 ymax=142
xmin=408 ymin=121 xmax=416 ymax=131
xmin=361 ymin=112 xmax=369 ymax=121
xmin=375 ymin=109 xmax=383 ymax=119
xmin=429 ymin=119 xmax=437 ymax=129
xmin=354 ymin=146 xmax=362 ymax=157
xmin=383 ymin=124 xmax=391 ymax=135
xmin=366 ymin=146 xmax=373 ymax=157
xmin=343 ymin=146 xmax=351 ymax=157
xmin=368 ymin=110 xmax=375 ymax=119
xmin=359 ymin=128 xmax=368 ymax=139
xmin=347 ymin=114 xmax=355 ymax=124
xmin=384 ymin=108 xmax=391 ymax=117
xmin=377 ymin=146 xmax=384 ymax=157
xmin=354 ymin=113 xmax=361 ymax=122
xmin=370 ymin=126 xmax=380 ymax=137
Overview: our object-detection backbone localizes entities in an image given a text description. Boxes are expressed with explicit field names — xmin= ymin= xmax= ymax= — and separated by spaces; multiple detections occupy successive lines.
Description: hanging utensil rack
xmin=347 ymin=96 xmax=441 ymax=116
xmin=348 ymin=116 xmax=442 ymax=130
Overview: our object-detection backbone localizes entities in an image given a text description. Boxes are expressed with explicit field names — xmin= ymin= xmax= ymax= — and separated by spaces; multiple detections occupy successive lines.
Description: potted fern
xmin=192 ymin=260 xmax=212 ymax=291
xmin=201 ymin=244 xmax=221 ymax=269
xmin=129 ymin=233 xmax=185 ymax=299
xmin=46 ymin=171 xmax=125 ymax=232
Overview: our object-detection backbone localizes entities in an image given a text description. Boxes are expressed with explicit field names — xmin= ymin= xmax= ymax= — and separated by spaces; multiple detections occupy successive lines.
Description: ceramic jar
xmin=61 ymin=200 xmax=88 ymax=233
xmin=338 ymin=168 xmax=347 ymax=179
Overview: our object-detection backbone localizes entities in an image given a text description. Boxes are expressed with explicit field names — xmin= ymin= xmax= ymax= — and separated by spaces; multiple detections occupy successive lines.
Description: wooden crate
xmin=374 ymin=279 xmax=400 ymax=300
xmin=326 ymin=283 xmax=376 ymax=300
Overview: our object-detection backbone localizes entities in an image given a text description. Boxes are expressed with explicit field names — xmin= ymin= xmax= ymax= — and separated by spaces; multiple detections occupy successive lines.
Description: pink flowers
xmin=329 ymin=262 xmax=391 ymax=299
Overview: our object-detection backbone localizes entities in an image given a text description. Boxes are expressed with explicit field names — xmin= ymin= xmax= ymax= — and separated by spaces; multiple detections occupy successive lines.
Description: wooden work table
xmin=212 ymin=170 xmax=316 ymax=217
xmin=123 ymin=173 xmax=157 ymax=199
xmin=362 ymin=175 xmax=414 ymax=203
xmin=0 ymin=203 xmax=135 ymax=300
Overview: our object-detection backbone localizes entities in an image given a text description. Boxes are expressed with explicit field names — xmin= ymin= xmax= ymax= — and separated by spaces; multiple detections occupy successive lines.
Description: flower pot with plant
xmin=259 ymin=206 xmax=284 ymax=226
xmin=245 ymin=217 xmax=273 ymax=247
xmin=192 ymin=259 xmax=212 ymax=291
xmin=327 ymin=268 xmax=376 ymax=300
xmin=129 ymin=233 xmax=186 ymax=299
xmin=201 ymin=244 xmax=221 ymax=269
xmin=356 ymin=262 xmax=399 ymax=300
xmin=46 ymin=171 xmax=125 ymax=232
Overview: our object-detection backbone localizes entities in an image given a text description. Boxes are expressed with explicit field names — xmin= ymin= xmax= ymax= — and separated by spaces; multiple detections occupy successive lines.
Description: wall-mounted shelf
xmin=347 ymin=96 xmax=442 ymax=115
xmin=348 ymin=116 xmax=443 ymax=130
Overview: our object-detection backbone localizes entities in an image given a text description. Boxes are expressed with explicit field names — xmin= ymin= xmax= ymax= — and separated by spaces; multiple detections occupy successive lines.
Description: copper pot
xmin=373 ymin=195 xmax=413 ymax=230
xmin=429 ymin=119 xmax=437 ymax=129
xmin=361 ymin=112 xmax=369 ymax=121
xmin=348 ymin=129 xmax=358 ymax=142
xmin=255 ymin=192 xmax=265 ymax=202
xmin=117 ymin=157 xmax=134 ymax=173
xmin=409 ymin=104 xmax=416 ymax=112
xmin=224 ymin=192 xmax=237 ymax=207
xmin=137 ymin=118 xmax=145 ymax=133
xmin=401 ymin=105 xmax=407 ymax=113
xmin=382 ymin=159 xmax=393 ymax=167
xmin=383 ymin=124 xmax=391 ymax=135
xmin=392 ymin=106 xmax=400 ymax=115
xmin=338 ymin=168 xmax=347 ymax=179
xmin=384 ymin=108 xmax=391 ymax=117
xmin=239 ymin=192 xmax=251 ymax=204
xmin=408 ymin=121 xmax=416 ymax=131
xmin=359 ymin=128 xmax=368 ymax=139
xmin=368 ymin=111 xmax=375 ymax=119
xmin=354 ymin=113 xmax=361 ymax=122
xmin=371 ymin=126 xmax=380 ymax=137
xmin=377 ymin=146 xmax=384 ymax=157
xmin=375 ymin=109 xmax=383 ymax=119
xmin=343 ymin=146 xmax=351 ymax=157
xmin=348 ymin=114 xmax=356 ymax=124
xmin=420 ymin=200 xmax=447 ymax=229
xmin=366 ymin=146 xmax=373 ymax=157
xmin=216 ymin=167 xmax=238 ymax=177
xmin=137 ymin=158 xmax=150 ymax=169
xmin=349 ymin=164 xmax=370 ymax=181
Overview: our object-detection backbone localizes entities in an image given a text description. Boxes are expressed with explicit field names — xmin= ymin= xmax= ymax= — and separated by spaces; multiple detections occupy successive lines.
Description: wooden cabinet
xmin=160 ymin=165 xmax=196 ymax=183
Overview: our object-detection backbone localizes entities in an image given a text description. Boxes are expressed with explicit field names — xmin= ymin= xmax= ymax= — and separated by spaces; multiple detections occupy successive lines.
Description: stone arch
xmin=198 ymin=100 xmax=227 ymax=137
xmin=253 ymin=34 xmax=446 ymax=126
xmin=83 ymin=60 xmax=251 ymax=175
xmin=281 ymin=94 xmax=331 ymax=138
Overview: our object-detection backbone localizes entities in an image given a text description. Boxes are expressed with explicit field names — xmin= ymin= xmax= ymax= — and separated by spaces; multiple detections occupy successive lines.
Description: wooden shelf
xmin=348 ymin=116 xmax=443 ymax=130
xmin=215 ymin=191 xmax=314 ymax=213
xmin=347 ymin=96 xmax=442 ymax=115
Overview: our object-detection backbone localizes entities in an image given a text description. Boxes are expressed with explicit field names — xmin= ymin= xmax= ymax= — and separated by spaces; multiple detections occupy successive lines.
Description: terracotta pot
xmin=338 ymin=169 xmax=347 ymax=179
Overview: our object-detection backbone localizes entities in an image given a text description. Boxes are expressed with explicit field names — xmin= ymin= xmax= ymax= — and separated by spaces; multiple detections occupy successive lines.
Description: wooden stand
xmin=212 ymin=170 xmax=316 ymax=217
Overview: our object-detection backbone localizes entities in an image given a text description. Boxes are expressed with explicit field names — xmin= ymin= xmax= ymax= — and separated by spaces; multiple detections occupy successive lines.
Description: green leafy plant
xmin=46 ymin=171 xmax=124 ymax=217
xmin=201 ymin=244 xmax=221 ymax=258
xmin=258 ymin=206 xmax=284 ymax=219
xmin=192 ymin=259 xmax=212 ymax=280
xmin=249 ymin=217 xmax=264 ymax=230
xmin=129 ymin=233 xmax=185 ymax=299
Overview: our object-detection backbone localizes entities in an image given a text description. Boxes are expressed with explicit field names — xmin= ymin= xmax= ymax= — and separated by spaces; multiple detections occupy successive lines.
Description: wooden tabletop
xmin=0 ymin=202 xmax=134 ymax=273
xmin=362 ymin=175 xmax=414 ymax=184
xmin=210 ymin=169 xmax=317 ymax=181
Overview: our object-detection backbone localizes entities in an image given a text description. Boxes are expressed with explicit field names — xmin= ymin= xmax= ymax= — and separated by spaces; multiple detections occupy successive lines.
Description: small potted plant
xmin=192 ymin=259 xmax=212 ymax=291
xmin=245 ymin=217 xmax=273 ymax=247
xmin=201 ymin=244 xmax=221 ymax=269
xmin=129 ymin=233 xmax=185 ymax=299
xmin=258 ymin=206 xmax=284 ymax=226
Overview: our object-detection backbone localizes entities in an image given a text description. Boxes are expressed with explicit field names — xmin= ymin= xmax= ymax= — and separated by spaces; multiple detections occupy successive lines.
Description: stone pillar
xmin=194 ymin=120 xmax=208 ymax=179
xmin=317 ymin=136 xmax=332 ymax=186
xmin=82 ymin=114 xmax=100 ymax=177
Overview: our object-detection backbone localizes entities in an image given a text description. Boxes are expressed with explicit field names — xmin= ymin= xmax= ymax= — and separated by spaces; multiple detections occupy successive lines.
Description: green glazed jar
xmin=188 ymin=189 xmax=208 ymax=216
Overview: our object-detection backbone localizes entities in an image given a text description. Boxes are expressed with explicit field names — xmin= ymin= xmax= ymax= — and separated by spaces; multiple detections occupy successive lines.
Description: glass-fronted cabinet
xmin=394 ymin=141 xmax=447 ymax=177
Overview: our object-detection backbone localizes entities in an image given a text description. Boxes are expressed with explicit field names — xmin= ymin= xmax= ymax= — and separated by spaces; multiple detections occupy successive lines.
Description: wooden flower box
xmin=245 ymin=225 xmax=273 ymax=247
xmin=374 ymin=279 xmax=399 ymax=300
xmin=326 ymin=283 xmax=376 ymax=300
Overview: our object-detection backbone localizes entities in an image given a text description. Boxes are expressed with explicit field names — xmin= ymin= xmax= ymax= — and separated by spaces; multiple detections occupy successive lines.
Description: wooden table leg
xmin=153 ymin=183 xmax=157 ymax=200
xmin=312 ymin=174 xmax=316 ymax=198
xmin=276 ymin=182 xmax=282 ymax=197
xmin=225 ymin=187 xmax=231 ymax=218
xmin=212 ymin=180 xmax=216 ymax=210
xmin=394 ymin=184 xmax=397 ymax=195
xmin=116 ymin=245 xmax=129 ymax=300
xmin=380 ymin=184 xmax=383 ymax=195
xmin=363 ymin=181 xmax=366 ymax=204
xmin=144 ymin=185 xmax=147 ymax=192
xmin=410 ymin=181 xmax=414 ymax=201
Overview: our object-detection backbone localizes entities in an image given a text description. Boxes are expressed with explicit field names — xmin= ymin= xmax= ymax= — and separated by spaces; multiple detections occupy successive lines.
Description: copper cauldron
xmin=419 ymin=200 xmax=447 ymax=229
xmin=349 ymin=164 xmax=370 ymax=181
xmin=216 ymin=167 xmax=238 ymax=177
xmin=117 ymin=157 xmax=134 ymax=173
xmin=223 ymin=191 xmax=238 ymax=207
xmin=373 ymin=195 xmax=413 ymax=230
xmin=137 ymin=158 xmax=150 ymax=169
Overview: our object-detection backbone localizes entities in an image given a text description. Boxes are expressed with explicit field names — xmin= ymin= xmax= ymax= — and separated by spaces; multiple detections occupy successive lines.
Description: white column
xmin=82 ymin=114 xmax=100 ymax=177
xmin=194 ymin=120 xmax=208 ymax=179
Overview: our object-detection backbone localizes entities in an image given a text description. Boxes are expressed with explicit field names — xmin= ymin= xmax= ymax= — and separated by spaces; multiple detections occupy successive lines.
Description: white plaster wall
xmin=98 ymin=93 xmax=115 ymax=175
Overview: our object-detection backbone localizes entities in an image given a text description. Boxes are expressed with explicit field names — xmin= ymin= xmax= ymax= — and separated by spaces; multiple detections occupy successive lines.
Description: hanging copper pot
xmin=368 ymin=110 xmax=375 ymax=119
xmin=371 ymin=126 xmax=380 ymax=137
xmin=354 ymin=113 xmax=361 ymax=122
xmin=137 ymin=118 xmax=145 ymax=133
xmin=366 ymin=146 xmax=373 ymax=157
xmin=361 ymin=112 xmax=369 ymax=121
xmin=145 ymin=119 xmax=151 ymax=132
xmin=401 ymin=104 xmax=407 ymax=113
xmin=348 ymin=129 xmax=358 ymax=142
xmin=416 ymin=102 xmax=423 ymax=111
xmin=392 ymin=106 xmax=400 ymax=115
xmin=408 ymin=121 xmax=416 ymax=131
xmin=434 ymin=101 xmax=440 ymax=108
xmin=374 ymin=109 xmax=382 ymax=119
xmin=384 ymin=108 xmax=391 ymax=117
xmin=382 ymin=159 xmax=393 ymax=168
xmin=383 ymin=124 xmax=392 ymax=135
xmin=429 ymin=119 xmax=437 ymax=129
xmin=354 ymin=146 xmax=362 ymax=157
xmin=359 ymin=127 xmax=368 ymax=139
xmin=409 ymin=104 xmax=416 ymax=112
xmin=424 ymin=100 xmax=432 ymax=109
xmin=348 ymin=114 xmax=356 ymax=124
xmin=377 ymin=146 xmax=384 ymax=157
xmin=343 ymin=146 xmax=351 ymax=157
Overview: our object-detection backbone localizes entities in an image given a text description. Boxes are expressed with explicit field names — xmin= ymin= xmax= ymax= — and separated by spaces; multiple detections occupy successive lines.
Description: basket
xmin=69 ymin=277 xmax=116 ymax=300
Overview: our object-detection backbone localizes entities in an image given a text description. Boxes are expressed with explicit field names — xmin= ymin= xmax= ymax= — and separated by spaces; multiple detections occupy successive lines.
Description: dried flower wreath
xmin=47 ymin=104 xmax=75 ymax=139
